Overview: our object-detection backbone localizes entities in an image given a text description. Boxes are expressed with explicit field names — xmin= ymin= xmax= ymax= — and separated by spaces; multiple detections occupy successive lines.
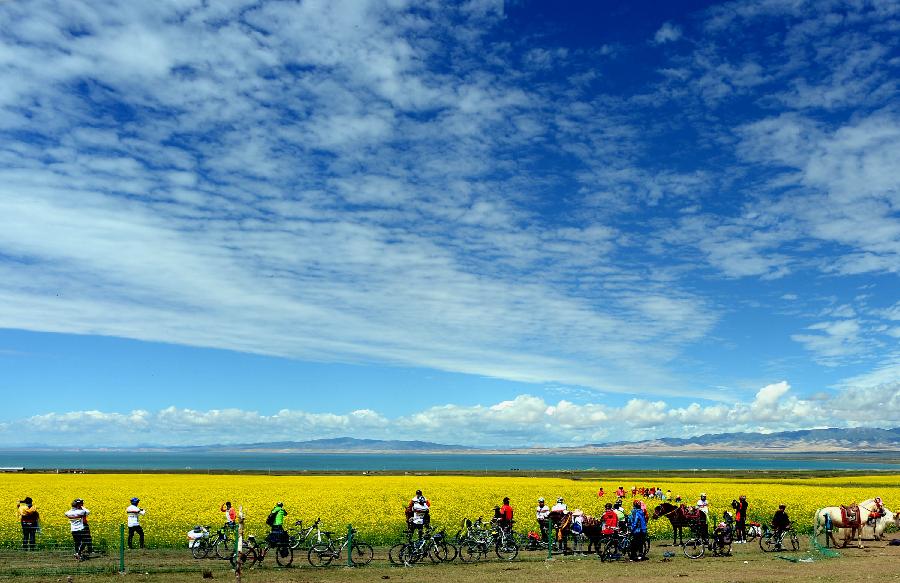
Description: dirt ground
xmin=2 ymin=537 xmax=899 ymax=583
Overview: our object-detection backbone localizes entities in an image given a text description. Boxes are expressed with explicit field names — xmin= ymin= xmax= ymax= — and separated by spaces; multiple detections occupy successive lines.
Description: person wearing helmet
xmin=732 ymin=495 xmax=749 ymax=543
xmin=551 ymin=497 xmax=567 ymax=513
xmin=126 ymin=497 xmax=146 ymax=549
xmin=535 ymin=498 xmax=550 ymax=541
xmin=269 ymin=502 xmax=288 ymax=545
xmin=499 ymin=497 xmax=514 ymax=533
xmin=64 ymin=498 xmax=92 ymax=560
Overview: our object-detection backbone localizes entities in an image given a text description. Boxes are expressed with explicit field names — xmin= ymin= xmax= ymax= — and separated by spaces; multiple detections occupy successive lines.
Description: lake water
xmin=0 ymin=450 xmax=896 ymax=471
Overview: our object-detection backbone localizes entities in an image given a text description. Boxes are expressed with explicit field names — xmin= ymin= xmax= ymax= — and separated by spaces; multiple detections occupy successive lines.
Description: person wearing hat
xmin=535 ymin=497 xmax=550 ymax=541
xmin=17 ymin=496 xmax=39 ymax=551
xmin=126 ymin=497 xmax=146 ymax=549
xmin=64 ymin=498 xmax=92 ymax=560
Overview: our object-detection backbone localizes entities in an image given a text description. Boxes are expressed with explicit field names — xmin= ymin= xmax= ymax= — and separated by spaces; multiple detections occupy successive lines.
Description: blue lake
xmin=0 ymin=450 xmax=895 ymax=471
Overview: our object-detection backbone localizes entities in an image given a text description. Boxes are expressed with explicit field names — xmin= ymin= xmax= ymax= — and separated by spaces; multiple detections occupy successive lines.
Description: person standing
xmin=65 ymin=499 xmax=92 ymax=560
xmin=269 ymin=502 xmax=288 ymax=544
xmin=535 ymin=497 xmax=550 ymax=541
xmin=17 ymin=497 xmax=39 ymax=551
xmin=732 ymin=495 xmax=749 ymax=543
xmin=220 ymin=501 xmax=237 ymax=526
xmin=499 ymin=497 xmax=514 ymax=533
xmin=410 ymin=495 xmax=429 ymax=540
xmin=126 ymin=497 xmax=146 ymax=549
xmin=628 ymin=500 xmax=648 ymax=561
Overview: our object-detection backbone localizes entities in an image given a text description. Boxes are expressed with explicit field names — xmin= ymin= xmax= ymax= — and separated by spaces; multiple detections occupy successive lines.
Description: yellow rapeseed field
xmin=3 ymin=474 xmax=898 ymax=548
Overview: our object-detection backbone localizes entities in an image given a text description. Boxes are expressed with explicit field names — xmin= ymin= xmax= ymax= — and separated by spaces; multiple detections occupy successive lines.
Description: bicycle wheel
xmin=308 ymin=543 xmax=334 ymax=567
xmin=349 ymin=542 xmax=373 ymax=566
xmin=191 ymin=539 xmax=209 ymax=559
xmin=214 ymin=537 xmax=233 ymax=560
xmin=496 ymin=540 xmax=518 ymax=561
xmin=239 ymin=547 xmax=258 ymax=569
xmin=458 ymin=542 xmax=481 ymax=562
xmin=759 ymin=534 xmax=777 ymax=552
xmin=389 ymin=543 xmax=407 ymax=565
xmin=443 ymin=542 xmax=458 ymax=562
xmin=399 ymin=543 xmax=421 ymax=565
xmin=683 ymin=538 xmax=704 ymax=559
xmin=745 ymin=525 xmax=760 ymax=542
xmin=600 ymin=538 xmax=618 ymax=562
xmin=789 ymin=532 xmax=800 ymax=551
xmin=275 ymin=544 xmax=294 ymax=567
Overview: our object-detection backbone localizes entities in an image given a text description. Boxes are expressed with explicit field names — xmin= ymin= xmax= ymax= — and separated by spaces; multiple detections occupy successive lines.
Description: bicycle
xmin=307 ymin=528 xmax=374 ymax=567
xmin=457 ymin=517 xmax=518 ymax=561
xmin=600 ymin=527 xmax=650 ymax=562
xmin=398 ymin=527 xmax=455 ymax=565
xmin=759 ymin=526 xmax=799 ymax=552
xmin=288 ymin=518 xmax=330 ymax=550
xmin=231 ymin=532 xmax=294 ymax=568
xmin=682 ymin=520 xmax=708 ymax=559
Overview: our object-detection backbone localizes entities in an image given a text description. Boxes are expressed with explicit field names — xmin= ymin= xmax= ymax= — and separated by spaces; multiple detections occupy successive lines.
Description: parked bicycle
xmin=231 ymin=532 xmax=294 ymax=568
xmin=456 ymin=517 xmax=518 ymax=562
xmin=682 ymin=520 xmax=709 ymax=559
xmin=288 ymin=518 xmax=330 ymax=551
xmin=188 ymin=524 xmax=236 ymax=560
xmin=397 ymin=527 xmax=455 ymax=565
xmin=307 ymin=528 xmax=374 ymax=567
xmin=599 ymin=526 xmax=650 ymax=562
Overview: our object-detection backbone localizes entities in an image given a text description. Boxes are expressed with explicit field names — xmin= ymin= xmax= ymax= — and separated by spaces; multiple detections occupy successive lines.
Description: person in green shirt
xmin=269 ymin=502 xmax=288 ymax=545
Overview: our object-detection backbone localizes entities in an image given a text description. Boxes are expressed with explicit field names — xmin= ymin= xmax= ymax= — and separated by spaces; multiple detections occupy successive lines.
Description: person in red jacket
xmin=601 ymin=503 xmax=618 ymax=536
xmin=597 ymin=487 xmax=605 ymax=498
xmin=499 ymin=497 xmax=514 ymax=533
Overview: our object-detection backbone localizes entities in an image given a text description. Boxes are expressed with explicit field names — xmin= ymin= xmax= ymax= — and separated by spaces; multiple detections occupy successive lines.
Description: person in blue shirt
xmin=628 ymin=500 xmax=648 ymax=561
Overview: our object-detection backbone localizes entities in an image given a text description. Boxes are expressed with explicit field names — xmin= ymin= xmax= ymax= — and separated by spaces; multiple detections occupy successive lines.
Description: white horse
xmin=814 ymin=499 xmax=897 ymax=548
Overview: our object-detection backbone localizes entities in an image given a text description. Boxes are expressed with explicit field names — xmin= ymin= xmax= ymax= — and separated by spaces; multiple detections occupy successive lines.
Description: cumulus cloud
xmin=6 ymin=381 xmax=898 ymax=447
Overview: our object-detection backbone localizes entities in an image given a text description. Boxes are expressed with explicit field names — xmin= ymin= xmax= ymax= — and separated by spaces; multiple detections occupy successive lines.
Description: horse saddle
xmin=683 ymin=507 xmax=702 ymax=521
xmin=841 ymin=505 xmax=860 ymax=526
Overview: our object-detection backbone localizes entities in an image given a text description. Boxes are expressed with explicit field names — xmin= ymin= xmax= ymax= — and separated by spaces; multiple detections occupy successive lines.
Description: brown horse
xmin=653 ymin=503 xmax=707 ymax=546
xmin=552 ymin=511 xmax=605 ymax=555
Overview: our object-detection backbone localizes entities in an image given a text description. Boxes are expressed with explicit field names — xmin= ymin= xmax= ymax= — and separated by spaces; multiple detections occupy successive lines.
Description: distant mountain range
xmin=581 ymin=426 xmax=900 ymax=454
xmin=11 ymin=427 xmax=900 ymax=453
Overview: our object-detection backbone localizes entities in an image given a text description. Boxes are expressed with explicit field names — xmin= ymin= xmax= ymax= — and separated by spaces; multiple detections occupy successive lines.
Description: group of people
xmin=16 ymin=495 xmax=147 ymax=559
xmin=600 ymin=486 xmax=671 ymax=501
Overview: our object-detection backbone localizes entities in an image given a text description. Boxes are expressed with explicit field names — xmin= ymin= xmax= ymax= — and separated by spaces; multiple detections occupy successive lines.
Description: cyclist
xmin=771 ymin=504 xmax=791 ymax=550
xmin=732 ymin=495 xmax=749 ymax=543
xmin=628 ymin=500 xmax=648 ymax=561
xmin=65 ymin=498 xmax=92 ymax=560
xmin=536 ymin=497 xmax=550 ymax=540
xmin=601 ymin=503 xmax=618 ymax=538
xmin=407 ymin=490 xmax=431 ymax=529
xmin=269 ymin=502 xmax=288 ymax=545
xmin=126 ymin=497 xmax=146 ymax=549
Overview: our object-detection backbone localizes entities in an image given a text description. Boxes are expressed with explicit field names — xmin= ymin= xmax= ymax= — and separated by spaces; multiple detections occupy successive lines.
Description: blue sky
xmin=0 ymin=0 xmax=898 ymax=447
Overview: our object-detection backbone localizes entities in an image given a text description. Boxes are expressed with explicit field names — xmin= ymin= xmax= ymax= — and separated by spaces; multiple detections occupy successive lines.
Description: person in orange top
xmin=597 ymin=487 xmax=605 ymax=498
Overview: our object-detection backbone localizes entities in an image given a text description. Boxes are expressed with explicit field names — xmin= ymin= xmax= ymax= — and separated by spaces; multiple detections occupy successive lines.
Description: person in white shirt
xmin=410 ymin=496 xmax=429 ymax=540
xmin=535 ymin=498 xmax=550 ymax=540
xmin=551 ymin=497 xmax=568 ymax=513
xmin=64 ymin=499 xmax=92 ymax=559
xmin=126 ymin=497 xmax=146 ymax=549
xmin=696 ymin=493 xmax=710 ymax=540
xmin=696 ymin=493 xmax=709 ymax=515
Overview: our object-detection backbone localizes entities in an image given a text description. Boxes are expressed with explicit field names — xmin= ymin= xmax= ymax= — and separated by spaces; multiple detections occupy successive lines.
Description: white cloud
xmin=653 ymin=22 xmax=683 ymax=44
xmin=6 ymin=380 xmax=898 ymax=447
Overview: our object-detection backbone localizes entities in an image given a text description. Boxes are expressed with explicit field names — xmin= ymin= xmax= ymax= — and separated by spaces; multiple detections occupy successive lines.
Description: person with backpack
xmin=17 ymin=496 xmax=39 ymax=551
xmin=267 ymin=502 xmax=288 ymax=545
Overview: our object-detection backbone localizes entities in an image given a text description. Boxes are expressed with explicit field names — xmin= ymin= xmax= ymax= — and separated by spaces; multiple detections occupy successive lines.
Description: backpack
xmin=265 ymin=511 xmax=277 ymax=526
